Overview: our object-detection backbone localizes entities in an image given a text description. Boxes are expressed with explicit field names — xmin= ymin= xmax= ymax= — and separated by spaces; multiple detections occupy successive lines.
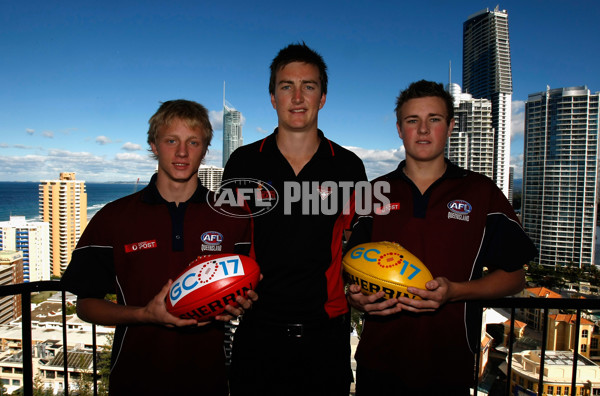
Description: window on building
xmin=592 ymin=388 xmax=600 ymax=396
xmin=582 ymin=344 xmax=587 ymax=352
xmin=582 ymin=330 xmax=589 ymax=338
xmin=11 ymin=379 xmax=19 ymax=386
xmin=548 ymin=386 xmax=554 ymax=395
xmin=45 ymin=371 xmax=55 ymax=379
xmin=1 ymin=379 xmax=8 ymax=385
xmin=1 ymin=367 xmax=11 ymax=373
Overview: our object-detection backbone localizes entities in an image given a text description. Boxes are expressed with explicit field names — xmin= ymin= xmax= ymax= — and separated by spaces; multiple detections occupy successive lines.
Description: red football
xmin=166 ymin=254 xmax=260 ymax=321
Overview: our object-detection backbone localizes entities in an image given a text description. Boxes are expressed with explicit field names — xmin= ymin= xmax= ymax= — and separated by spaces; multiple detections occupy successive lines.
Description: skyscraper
xmin=198 ymin=164 xmax=224 ymax=192
xmin=463 ymin=6 xmax=512 ymax=197
xmin=222 ymin=83 xmax=243 ymax=167
xmin=522 ymin=86 xmax=600 ymax=268
xmin=445 ymin=83 xmax=495 ymax=180
xmin=0 ymin=216 xmax=50 ymax=282
xmin=39 ymin=172 xmax=87 ymax=276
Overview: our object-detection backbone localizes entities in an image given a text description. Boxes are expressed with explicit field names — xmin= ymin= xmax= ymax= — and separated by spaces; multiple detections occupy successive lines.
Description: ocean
xmin=0 ymin=181 xmax=147 ymax=222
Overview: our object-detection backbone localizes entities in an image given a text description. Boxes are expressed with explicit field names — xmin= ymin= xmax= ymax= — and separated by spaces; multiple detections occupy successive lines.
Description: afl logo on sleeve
xmin=447 ymin=200 xmax=471 ymax=222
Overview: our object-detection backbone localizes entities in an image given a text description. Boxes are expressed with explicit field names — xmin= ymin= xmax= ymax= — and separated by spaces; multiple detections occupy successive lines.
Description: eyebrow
xmin=403 ymin=113 xmax=447 ymax=120
xmin=277 ymin=79 xmax=319 ymax=86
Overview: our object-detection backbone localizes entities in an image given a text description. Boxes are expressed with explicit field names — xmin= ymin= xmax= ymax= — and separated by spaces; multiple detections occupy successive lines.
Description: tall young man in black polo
xmin=223 ymin=43 xmax=367 ymax=396
xmin=62 ymin=100 xmax=256 ymax=395
xmin=346 ymin=80 xmax=537 ymax=395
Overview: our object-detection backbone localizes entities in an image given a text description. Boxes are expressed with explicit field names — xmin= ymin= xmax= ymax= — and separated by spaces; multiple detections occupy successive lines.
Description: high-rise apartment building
xmin=198 ymin=165 xmax=224 ymax=192
xmin=0 ymin=251 xmax=23 ymax=324
xmin=39 ymin=173 xmax=87 ymax=277
xmin=522 ymin=86 xmax=600 ymax=268
xmin=463 ymin=6 xmax=512 ymax=197
xmin=0 ymin=216 xmax=50 ymax=282
xmin=445 ymin=83 xmax=495 ymax=180
xmin=222 ymin=84 xmax=243 ymax=167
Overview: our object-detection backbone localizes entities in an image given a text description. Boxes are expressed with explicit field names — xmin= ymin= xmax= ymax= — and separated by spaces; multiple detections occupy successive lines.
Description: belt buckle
xmin=286 ymin=323 xmax=303 ymax=338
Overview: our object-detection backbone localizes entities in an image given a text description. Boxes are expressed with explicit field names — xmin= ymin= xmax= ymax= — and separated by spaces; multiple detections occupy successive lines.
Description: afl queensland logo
xmin=201 ymin=231 xmax=223 ymax=251
xmin=447 ymin=200 xmax=472 ymax=214
xmin=447 ymin=200 xmax=471 ymax=222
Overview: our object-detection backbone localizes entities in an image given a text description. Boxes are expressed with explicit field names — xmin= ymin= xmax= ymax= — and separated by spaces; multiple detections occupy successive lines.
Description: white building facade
xmin=0 ymin=216 xmax=50 ymax=282
xmin=522 ymin=86 xmax=600 ymax=268
xmin=445 ymin=84 xmax=495 ymax=181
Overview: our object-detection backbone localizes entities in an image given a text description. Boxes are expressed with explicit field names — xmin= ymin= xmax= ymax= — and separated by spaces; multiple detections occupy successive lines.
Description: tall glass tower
xmin=522 ymin=86 xmax=600 ymax=268
xmin=463 ymin=6 xmax=512 ymax=197
xmin=222 ymin=83 xmax=243 ymax=167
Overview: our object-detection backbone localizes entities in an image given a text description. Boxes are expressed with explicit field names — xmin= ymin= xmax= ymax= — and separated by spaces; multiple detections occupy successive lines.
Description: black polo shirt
xmin=61 ymin=175 xmax=253 ymax=395
xmin=349 ymin=160 xmax=537 ymax=387
xmin=222 ymin=129 xmax=367 ymax=323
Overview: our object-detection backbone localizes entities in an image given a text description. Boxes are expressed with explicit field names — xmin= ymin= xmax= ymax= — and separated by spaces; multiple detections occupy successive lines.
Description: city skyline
xmin=1 ymin=1 xmax=599 ymax=182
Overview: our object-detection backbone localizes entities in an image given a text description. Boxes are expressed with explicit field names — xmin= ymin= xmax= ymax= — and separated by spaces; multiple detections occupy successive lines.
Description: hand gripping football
xmin=343 ymin=241 xmax=433 ymax=300
xmin=166 ymin=254 xmax=260 ymax=321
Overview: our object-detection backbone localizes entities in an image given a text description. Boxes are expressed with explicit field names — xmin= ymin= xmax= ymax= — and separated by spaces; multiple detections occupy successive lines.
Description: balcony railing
xmin=0 ymin=281 xmax=598 ymax=396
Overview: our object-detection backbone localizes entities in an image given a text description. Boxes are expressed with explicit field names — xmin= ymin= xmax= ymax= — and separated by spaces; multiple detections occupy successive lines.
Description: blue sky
xmin=1 ymin=0 xmax=598 ymax=182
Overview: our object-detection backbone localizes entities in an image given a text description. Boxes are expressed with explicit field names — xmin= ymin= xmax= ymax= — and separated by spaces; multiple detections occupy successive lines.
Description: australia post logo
xmin=124 ymin=240 xmax=157 ymax=253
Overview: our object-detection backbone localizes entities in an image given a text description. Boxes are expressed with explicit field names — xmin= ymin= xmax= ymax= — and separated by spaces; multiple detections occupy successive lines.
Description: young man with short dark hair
xmin=224 ymin=43 xmax=367 ymax=396
xmin=347 ymin=80 xmax=537 ymax=395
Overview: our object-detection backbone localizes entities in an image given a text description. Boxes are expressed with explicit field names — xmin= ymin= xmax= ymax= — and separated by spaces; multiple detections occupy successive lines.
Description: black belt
xmin=242 ymin=314 xmax=347 ymax=338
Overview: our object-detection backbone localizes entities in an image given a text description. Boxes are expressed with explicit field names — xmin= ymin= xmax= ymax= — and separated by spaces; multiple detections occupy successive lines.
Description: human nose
xmin=176 ymin=142 xmax=188 ymax=157
xmin=417 ymin=120 xmax=429 ymax=134
xmin=291 ymin=87 xmax=303 ymax=103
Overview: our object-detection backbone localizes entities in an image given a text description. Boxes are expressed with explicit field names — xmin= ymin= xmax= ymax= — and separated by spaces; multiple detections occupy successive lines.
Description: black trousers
xmin=356 ymin=364 xmax=471 ymax=396
xmin=229 ymin=314 xmax=353 ymax=396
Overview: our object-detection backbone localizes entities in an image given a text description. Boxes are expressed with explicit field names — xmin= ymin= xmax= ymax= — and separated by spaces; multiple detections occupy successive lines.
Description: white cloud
xmin=26 ymin=129 xmax=35 ymax=135
xmin=0 ymin=149 xmax=158 ymax=182
xmin=210 ymin=110 xmax=223 ymax=131
xmin=122 ymin=142 xmax=143 ymax=151
xmin=42 ymin=131 xmax=54 ymax=138
xmin=209 ymin=109 xmax=247 ymax=132
xmin=511 ymin=153 xmax=524 ymax=180
xmin=344 ymin=146 xmax=405 ymax=180
xmin=96 ymin=136 xmax=112 ymax=145
xmin=256 ymin=127 xmax=270 ymax=134
xmin=115 ymin=152 xmax=148 ymax=161
xmin=512 ymin=100 xmax=525 ymax=138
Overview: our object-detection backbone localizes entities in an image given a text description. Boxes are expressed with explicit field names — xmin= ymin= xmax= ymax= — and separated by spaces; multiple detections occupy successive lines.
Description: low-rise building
xmin=507 ymin=350 xmax=600 ymax=396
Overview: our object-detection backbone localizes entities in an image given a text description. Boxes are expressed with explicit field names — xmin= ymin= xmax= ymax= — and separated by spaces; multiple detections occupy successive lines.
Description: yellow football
xmin=343 ymin=241 xmax=433 ymax=300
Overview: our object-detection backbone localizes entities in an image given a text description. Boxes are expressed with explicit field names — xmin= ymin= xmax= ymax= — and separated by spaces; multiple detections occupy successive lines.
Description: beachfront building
xmin=0 ymin=216 xmax=50 ymax=282
xmin=39 ymin=173 xmax=87 ymax=277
